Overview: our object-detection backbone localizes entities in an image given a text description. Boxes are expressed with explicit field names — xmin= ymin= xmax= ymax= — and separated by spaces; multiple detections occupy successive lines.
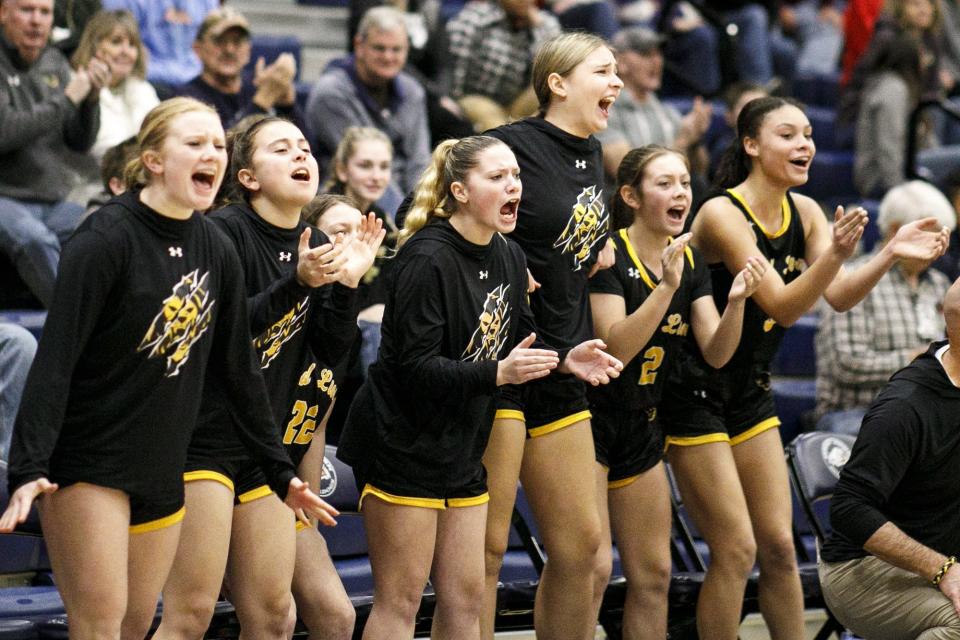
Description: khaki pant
xmin=458 ymin=88 xmax=539 ymax=133
xmin=819 ymin=555 xmax=960 ymax=639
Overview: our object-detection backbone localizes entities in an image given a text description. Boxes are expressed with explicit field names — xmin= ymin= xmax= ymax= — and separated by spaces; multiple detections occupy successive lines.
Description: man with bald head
xmin=818 ymin=277 xmax=960 ymax=639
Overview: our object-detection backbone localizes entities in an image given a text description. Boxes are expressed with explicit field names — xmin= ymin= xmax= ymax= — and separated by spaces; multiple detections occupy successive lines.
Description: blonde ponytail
xmin=398 ymin=139 xmax=458 ymax=246
xmin=397 ymin=136 xmax=508 ymax=246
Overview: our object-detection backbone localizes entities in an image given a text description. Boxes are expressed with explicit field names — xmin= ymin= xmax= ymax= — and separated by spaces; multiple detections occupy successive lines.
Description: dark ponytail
xmin=712 ymin=96 xmax=804 ymax=191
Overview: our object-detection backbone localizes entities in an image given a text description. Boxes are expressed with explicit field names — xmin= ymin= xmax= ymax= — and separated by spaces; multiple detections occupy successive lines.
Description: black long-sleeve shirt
xmin=487 ymin=117 xmax=609 ymax=350
xmin=7 ymin=192 xmax=296 ymax=500
xmin=337 ymin=220 xmax=541 ymax=491
xmin=190 ymin=203 xmax=359 ymax=467
xmin=821 ymin=341 xmax=960 ymax=563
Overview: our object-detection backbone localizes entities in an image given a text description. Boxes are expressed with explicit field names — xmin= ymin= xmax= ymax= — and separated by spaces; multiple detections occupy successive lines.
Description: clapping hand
xmin=728 ymin=256 xmax=767 ymax=302
xmin=296 ymin=228 xmax=347 ymax=288
xmin=335 ymin=212 xmax=386 ymax=288
xmin=496 ymin=333 xmax=559 ymax=385
xmin=561 ymin=340 xmax=623 ymax=386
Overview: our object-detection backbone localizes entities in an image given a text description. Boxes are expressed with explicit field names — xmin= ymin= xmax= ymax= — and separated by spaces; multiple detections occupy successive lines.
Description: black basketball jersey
xmin=589 ymin=229 xmax=712 ymax=409
xmin=712 ymin=189 xmax=806 ymax=368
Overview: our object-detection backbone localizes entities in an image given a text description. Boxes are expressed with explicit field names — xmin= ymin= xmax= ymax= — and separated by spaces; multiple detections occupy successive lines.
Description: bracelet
xmin=933 ymin=556 xmax=957 ymax=586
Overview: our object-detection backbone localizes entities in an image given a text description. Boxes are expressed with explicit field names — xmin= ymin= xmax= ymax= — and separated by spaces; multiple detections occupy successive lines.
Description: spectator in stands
xmin=598 ymin=27 xmax=712 ymax=186
xmin=775 ymin=0 xmax=845 ymax=75
xmin=102 ymin=0 xmax=217 ymax=93
xmin=306 ymin=6 xmax=430 ymax=215
xmin=445 ymin=0 xmax=561 ymax=131
xmin=712 ymin=0 xmax=797 ymax=85
xmin=175 ymin=7 xmax=307 ymax=133
xmin=0 ymin=323 xmax=36 ymax=462
xmin=932 ymin=167 xmax=960 ymax=280
xmin=706 ymin=82 xmax=768 ymax=180
xmin=0 ymin=0 xmax=106 ymax=308
xmin=52 ymin=0 xmax=101 ymax=57
xmin=617 ymin=0 xmax=724 ymax=96
xmin=83 ymin=135 xmax=137 ymax=218
xmin=850 ymin=33 xmax=925 ymax=197
xmin=818 ymin=276 xmax=960 ymax=639
xmin=347 ymin=0 xmax=473 ymax=145
xmin=815 ymin=180 xmax=954 ymax=435
xmin=842 ymin=0 xmax=945 ymax=128
xmin=323 ymin=127 xmax=395 ymax=374
xmin=71 ymin=9 xmax=157 ymax=159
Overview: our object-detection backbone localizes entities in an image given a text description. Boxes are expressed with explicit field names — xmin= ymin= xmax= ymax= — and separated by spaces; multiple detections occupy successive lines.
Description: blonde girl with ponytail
xmin=336 ymin=135 xmax=621 ymax=640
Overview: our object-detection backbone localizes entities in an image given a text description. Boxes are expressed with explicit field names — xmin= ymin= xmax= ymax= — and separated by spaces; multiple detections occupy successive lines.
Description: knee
xmin=241 ymin=591 xmax=293 ymax=637
xmin=630 ymin=560 xmax=672 ymax=599
xmin=756 ymin=530 xmax=799 ymax=574
xmin=376 ymin=583 xmax=425 ymax=621
xmin=711 ymin=534 xmax=757 ymax=577
xmin=301 ymin=598 xmax=356 ymax=639
xmin=435 ymin=576 xmax=485 ymax=622
xmin=593 ymin=545 xmax=614 ymax=586
xmin=484 ymin=534 xmax=509 ymax=577
xmin=548 ymin=521 xmax=603 ymax=570
xmin=163 ymin=597 xmax=219 ymax=638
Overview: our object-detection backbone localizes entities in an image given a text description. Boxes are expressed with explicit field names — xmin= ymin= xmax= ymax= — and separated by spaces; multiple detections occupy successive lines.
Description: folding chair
xmin=785 ymin=431 xmax=857 ymax=640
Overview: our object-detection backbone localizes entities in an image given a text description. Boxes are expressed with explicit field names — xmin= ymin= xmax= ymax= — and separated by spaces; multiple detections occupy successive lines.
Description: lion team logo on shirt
xmin=138 ymin=269 xmax=215 ymax=377
xmin=553 ymin=185 xmax=609 ymax=271
xmin=462 ymin=284 xmax=512 ymax=362
xmin=254 ymin=297 xmax=309 ymax=368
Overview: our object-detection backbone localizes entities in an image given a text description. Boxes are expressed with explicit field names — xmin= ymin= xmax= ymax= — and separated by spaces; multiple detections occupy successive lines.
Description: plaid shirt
xmin=446 ymin=1 xmax=561 ymax=105
xmin=814 ymin=254 xmax=950 ymax=417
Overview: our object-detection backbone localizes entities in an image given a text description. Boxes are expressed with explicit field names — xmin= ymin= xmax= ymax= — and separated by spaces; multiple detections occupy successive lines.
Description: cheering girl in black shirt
xmin=154 ymin=115 xmax=382 ymax=639
xmin=661 ymin=96 xmax=949 ymax=640
xmin=337 ymin=135 xmax=621 ymax=639
xmin=481 ymin=32 xmax=624 ymax=638
xmin=0 ymin=98 xmax=333 ymax=639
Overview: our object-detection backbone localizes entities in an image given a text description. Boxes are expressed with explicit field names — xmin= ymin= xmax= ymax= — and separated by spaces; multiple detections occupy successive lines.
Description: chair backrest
xmin=785 ymin=432 xmax=856 ymax=542
xmin=318 ymin=445 xmax=368 ymax=558
xmin=320 ymin=444 xmax=360 ymax=513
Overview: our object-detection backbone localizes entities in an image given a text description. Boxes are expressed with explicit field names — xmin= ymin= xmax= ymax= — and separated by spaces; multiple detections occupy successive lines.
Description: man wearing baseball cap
xmin=175 ymin=7 xmax=305 ymax=130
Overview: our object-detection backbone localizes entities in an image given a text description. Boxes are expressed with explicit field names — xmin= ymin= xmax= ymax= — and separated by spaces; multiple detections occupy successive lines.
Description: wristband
xmin=932 ymin=556 xmax=956 ymax=586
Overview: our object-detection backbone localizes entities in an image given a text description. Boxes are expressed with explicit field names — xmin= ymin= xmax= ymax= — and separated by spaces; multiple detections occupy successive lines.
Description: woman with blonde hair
xmin=72 ymin=9 xmax=158 ymax=159
xmin=337 ymin=135 xmax=621 ymax=640
xmin=0 ymin=97 xmax=333 ymax=640
xmin=481 ymin=30 xmax=624 ymax=639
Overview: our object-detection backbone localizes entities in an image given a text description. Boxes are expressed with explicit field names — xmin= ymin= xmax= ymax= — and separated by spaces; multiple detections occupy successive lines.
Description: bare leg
xmin=361 ymin=497 xmax=437 ymax=640
xmin=732 ymin=429 xmax=805 ymax=640
xmin=430 ymin=504 xmax=488 ymax=640
xmin=153 ymin=481 xmax=234 ymax=640
xmin=40 ymin=483 xmax=131 ymax=639
xmin=592 ymin=465 xmax=614 ymax=622
xmin=121 ymin=519 xmax=184 ymax=639
xmin=521 ymin=421 xmax=604 ymax=640
xmin=227 ymin=494 xmax=297 ymax=640
xmin=668 ymin=442 xmax=757 ymax=640
xmin=479 ymin=417 xmax=526 ymax=640
xmin=608 ymin=463 xmax=672 ymax=640
xmin=292 ymin=526 xmax=356 ymax=640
